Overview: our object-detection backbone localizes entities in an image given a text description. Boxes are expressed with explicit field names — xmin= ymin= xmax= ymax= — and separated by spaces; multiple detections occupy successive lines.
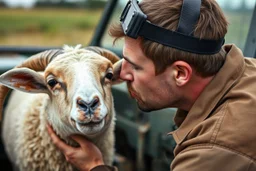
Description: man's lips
xmin=129 ymin=90 xmax=138 ymax=100
xmin=129 ymin=89 xmax=136 ymax=99
xmin=127 ymin=83 xmax=138 ymax=99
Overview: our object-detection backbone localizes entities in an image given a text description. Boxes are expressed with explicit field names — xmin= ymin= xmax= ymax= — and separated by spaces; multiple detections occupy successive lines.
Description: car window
xmin=101 ymin=0 xmax=256 ymax=52
xmin=217 ymin=0 xmax=256 ymax=51
xmin=101 ymin=0 xmax=125 ymax=50
xmin=0 ymin=0 xmax=107 ymax=47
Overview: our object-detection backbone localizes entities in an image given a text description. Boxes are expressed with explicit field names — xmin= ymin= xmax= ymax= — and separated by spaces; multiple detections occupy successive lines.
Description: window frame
xmin=244 ymin=2 xmax=256 ymax=58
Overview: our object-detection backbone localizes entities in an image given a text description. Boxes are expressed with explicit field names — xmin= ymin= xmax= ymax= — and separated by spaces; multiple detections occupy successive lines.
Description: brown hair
xmin=109 ymin=0 xmax=228 ymax=77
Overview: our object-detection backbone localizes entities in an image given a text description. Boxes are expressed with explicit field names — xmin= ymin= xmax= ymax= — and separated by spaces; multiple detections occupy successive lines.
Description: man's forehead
xmin=123 ymin=37 xmax=145 ymax=62
xmin=124 ymin=36 xmax=142 ymax=46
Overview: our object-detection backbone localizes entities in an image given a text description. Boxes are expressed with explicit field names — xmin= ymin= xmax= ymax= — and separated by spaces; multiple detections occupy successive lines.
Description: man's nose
xmin=120 ymin=60 xmax=133 ymax=81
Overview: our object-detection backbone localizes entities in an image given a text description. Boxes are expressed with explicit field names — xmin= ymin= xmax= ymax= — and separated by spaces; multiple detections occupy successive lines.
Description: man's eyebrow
xmin=123 ymin=56 xmax=140 ymax=68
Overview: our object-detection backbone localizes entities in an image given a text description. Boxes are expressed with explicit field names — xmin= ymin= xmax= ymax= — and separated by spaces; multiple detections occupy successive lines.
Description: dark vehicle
xmin=0 ymin=0 xmax=256 ymax=170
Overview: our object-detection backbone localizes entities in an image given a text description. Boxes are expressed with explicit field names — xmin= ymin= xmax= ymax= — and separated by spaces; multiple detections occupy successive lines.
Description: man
xmin=47 ymin=0 xmax=256 ymax=170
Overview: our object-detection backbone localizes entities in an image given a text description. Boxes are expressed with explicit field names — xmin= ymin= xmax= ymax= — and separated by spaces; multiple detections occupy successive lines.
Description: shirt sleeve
xmin=171 ymin=145 xmax=256 ymax=171
xmin=90 ymin=165 xmax=118 ymax=171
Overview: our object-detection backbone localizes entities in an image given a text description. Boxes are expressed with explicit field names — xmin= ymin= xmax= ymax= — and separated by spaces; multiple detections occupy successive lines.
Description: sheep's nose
xmin=77 ymin=97 xmax=99 ymax=114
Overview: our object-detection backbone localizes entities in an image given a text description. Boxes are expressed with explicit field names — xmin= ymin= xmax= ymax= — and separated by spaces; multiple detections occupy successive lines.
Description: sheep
xmin=0 ymin=45 xmax=123 ymax=171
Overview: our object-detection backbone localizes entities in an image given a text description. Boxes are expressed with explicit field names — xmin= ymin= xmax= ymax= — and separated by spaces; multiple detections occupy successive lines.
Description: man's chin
xmin=137 ymin=100 xmax=165 ymax=112
xmin=137 ymin=102 xmax=154 ymax=112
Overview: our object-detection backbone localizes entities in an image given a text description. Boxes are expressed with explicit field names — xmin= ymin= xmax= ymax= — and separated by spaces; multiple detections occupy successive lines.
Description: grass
xmin=0 ymin=8 xmax=104 ymax=46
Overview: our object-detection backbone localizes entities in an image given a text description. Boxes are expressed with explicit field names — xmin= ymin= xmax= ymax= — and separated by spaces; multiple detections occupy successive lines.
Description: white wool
xmin=63 ymin=44 xmax=82 ymax=52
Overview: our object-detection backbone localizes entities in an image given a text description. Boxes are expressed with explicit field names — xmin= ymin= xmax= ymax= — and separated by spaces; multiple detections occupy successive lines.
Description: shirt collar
xmin=168 ymin=44 xmax=245 ymax=144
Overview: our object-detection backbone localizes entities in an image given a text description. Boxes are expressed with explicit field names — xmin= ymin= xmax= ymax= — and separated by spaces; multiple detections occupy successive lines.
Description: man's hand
xmin=47 ymin=124 xmax=104 ymax=171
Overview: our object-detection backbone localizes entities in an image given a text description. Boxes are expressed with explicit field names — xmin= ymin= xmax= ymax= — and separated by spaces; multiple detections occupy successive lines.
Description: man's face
xmin=120 ymin=37 xmax=178 ymax=112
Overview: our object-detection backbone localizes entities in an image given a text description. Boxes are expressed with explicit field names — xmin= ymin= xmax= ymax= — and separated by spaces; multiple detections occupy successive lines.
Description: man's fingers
xmin=70 ymin=134 xmax=91 ymax=146
xmin=47 ymin=124 xmax=75 ymax=153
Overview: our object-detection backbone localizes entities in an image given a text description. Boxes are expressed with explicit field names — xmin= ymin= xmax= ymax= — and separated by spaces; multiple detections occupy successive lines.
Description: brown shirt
xmin=169 ymin=44 xmax=256 ymax=171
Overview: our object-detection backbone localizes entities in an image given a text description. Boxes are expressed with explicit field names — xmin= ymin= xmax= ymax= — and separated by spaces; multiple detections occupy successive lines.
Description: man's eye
xmin=47 ymin=79 xmax=58 ymax=87
xmin=105 ymin=73 xmax=113 ymax=80
xmin=132 ymin=65 xmax=140 ymax=70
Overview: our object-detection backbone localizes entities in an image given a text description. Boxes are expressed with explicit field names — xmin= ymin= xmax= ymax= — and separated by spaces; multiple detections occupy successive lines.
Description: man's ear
xmin=0 ymin=68 xmax=48 ymax=94
xmin=172 ymin=61 xmax=192 ymax=87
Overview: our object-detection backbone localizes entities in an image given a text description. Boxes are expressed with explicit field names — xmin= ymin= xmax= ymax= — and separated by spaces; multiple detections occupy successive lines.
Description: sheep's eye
xmin=105 ymin=73 xmax=113 ymax=80
xmin=47 ymin=79 xmax=58 ymax=87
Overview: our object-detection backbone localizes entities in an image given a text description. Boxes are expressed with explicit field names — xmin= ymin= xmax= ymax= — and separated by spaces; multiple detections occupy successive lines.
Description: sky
xmin=2 ymin=0 xmax=36 ymax=8
xmin=1 ymin=0 xmax=256 ymax=9
xmin=216 ymin=0 xmax=256 ymax=9
xmin=1 ymin=0 xmax=89 ymax=8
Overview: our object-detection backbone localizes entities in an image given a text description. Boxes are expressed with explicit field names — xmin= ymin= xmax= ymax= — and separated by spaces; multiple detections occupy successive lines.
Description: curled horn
xmin=85 ymin=46 xmax=120 ymax=64
xmin=0 ymin=49 xmax=63 ymax=121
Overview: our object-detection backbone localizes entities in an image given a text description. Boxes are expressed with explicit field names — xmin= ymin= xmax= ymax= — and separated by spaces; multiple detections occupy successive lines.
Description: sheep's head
xmin=0 ymin=45 xmax=123 ymax=137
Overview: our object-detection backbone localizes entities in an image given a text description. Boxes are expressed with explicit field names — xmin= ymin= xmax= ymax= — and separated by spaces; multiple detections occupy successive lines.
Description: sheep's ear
xmin=0 ymin=68 xmax=48 ymax=94
xmin=112 ymin=59 xmax=124 ymax=85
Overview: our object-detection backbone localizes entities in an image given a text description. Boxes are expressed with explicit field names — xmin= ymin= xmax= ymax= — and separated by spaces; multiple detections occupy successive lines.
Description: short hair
xmin=109 ymin=0 xmax=228 ymax=77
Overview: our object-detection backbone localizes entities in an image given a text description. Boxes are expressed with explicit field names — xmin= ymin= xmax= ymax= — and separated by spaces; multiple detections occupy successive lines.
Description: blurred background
xmin=0 ymin=0 xmax=255 ymax=51
xmin=0 ymin=0 xmax=108 ymax=47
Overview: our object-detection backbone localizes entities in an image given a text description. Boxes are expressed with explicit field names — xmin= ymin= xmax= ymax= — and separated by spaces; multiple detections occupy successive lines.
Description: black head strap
xmin=120 ymin=0 xmax=225 ymax=55
xmin=177 ymin=0 xmax=201 ymax=35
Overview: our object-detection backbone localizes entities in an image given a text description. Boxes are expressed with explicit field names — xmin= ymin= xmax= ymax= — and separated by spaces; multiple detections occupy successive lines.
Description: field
xmin=0 ymin=8 xmax=104 ymax=46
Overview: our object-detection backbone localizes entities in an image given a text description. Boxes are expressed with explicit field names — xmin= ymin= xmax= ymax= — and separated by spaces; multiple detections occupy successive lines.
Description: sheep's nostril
xmin=77 ymin=99 xmax=88 ymax=110
xmin=91 ymin=97 xmax=99 ymax=110
xmin=77 ymin=97 xmax=99 ymax=113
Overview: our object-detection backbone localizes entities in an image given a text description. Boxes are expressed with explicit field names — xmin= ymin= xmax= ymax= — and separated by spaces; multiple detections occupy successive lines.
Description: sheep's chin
xmin=76 ymin=119 xmax=105 ymax=135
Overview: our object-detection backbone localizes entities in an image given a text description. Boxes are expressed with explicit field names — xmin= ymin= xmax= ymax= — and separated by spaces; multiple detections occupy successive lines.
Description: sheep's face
xmin=0 ymin=46 xmax=123 ymax=137
xmin=46 ymin=51 xmax=116 ymax=136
